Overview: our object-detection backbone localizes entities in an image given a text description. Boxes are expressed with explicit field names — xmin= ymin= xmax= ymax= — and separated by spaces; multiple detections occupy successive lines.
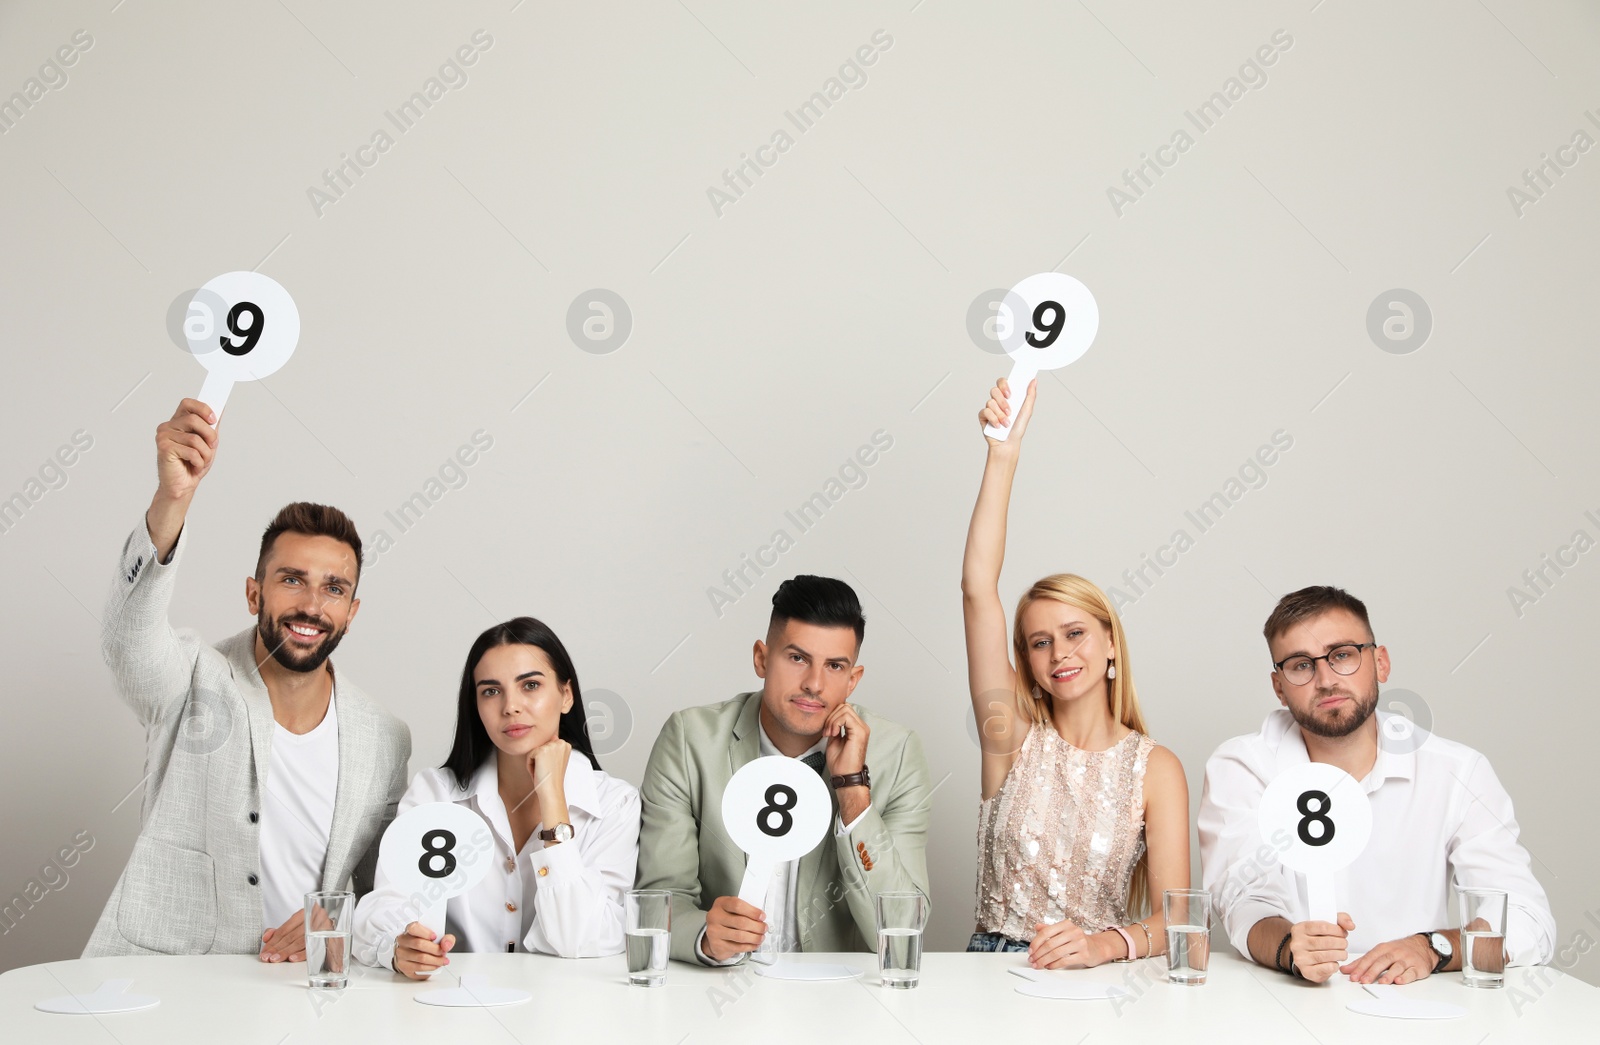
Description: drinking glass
xmin=1459 ymin=888 xmax=1508 ymax=989
xmin=875 ymin=891 xmax=928 ymax=989
xmin=1163 ymin=889 xmax=1211 ymax=986
xmin=305 ymin=890 xmax=354 ymax=991
xmin=626 ymin=890 xmax=672 ymax=987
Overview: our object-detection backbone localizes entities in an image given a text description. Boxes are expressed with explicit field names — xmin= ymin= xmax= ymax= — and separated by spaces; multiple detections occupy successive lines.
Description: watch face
xmin=1431 ymin=932 xmax=1452 ymax=957
xmin=555 ymin=823 xmax=574 ymax=842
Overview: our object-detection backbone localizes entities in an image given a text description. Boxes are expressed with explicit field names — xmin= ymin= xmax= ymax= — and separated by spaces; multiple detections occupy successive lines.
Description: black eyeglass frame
xmin=1272 ymin=642 xmax=1377 ymax=683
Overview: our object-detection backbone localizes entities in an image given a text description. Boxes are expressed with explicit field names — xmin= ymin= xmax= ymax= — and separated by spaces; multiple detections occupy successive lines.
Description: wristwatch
xmin=539 ymin=822 xmax=574 ymax=844
xmin=1419 ymin=931 xmax=1452 ymax=973
xmin=830 ymin=767 xmax=871 ymax=790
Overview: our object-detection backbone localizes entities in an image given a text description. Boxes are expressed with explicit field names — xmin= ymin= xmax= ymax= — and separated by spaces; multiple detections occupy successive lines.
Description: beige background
xmin=2 ymin=0 xmax=1596 ymax=985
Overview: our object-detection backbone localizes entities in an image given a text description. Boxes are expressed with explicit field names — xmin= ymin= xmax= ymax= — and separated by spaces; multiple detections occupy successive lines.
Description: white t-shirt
xmin=259 ymin=693 xmax=340 ymax=929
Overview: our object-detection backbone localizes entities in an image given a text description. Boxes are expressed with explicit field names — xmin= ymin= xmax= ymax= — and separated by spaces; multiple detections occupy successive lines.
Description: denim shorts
xmin=967 ymin=931 xmax=1029 ymax=953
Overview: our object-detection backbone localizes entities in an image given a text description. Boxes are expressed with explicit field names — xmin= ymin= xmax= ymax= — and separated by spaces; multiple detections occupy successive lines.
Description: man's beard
xmin=1290 ymin=679 xmax=1379 ymax=738
xmin=258 ymin=609 xmax=346 ymax=673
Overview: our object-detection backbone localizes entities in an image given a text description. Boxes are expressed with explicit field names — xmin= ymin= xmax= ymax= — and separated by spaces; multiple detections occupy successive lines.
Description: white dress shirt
xmin=258 ymin=690 xmax=339 ymax=929
xmin=353 ymin=753 xmax=639 ymax=969
xmin=1199 ymin=709 xmax=1555 ymax=965
xmin=695 ymin=724 xmax=870 ymax=965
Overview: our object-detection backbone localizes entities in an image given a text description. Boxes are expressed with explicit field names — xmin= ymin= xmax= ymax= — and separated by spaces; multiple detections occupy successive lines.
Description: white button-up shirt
xmin=1199 ymin=709 xmax=1555 ymax=965
xmin=353 ymin=753 xmax=639 ymax=969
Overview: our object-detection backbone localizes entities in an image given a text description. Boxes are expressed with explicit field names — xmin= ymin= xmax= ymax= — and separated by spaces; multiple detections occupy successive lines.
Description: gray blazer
xmin=84 ymin=521 xmax=411 ymax=957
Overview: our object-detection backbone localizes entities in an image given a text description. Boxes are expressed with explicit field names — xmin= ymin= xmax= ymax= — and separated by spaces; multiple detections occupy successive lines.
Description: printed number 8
xmin=221 ymin=301 xmax=264 ymax=356
xmin=419 ymin=829 xmax=458 ymax=878
xmin=1296 ymin=790 xmax=1335 ymax=847
xmin=757 ymin=784 xmax=796 ymax=837
xmin=1025 ymin=300 xmax=1063 ymax=349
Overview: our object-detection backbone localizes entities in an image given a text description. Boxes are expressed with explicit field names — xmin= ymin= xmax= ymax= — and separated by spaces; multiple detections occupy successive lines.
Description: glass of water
xmin=1459 ymin=888 xmax=1508 ymax=989
xmin=305 ymin=890 xmax=354 ymax=991
xmin=1163 ymin=889 xmax=1211 ymax=985
xmin=875 ymin=891 xmax=928 ymax=989
xmin=626 ymin=890 xmax=672 ymax=987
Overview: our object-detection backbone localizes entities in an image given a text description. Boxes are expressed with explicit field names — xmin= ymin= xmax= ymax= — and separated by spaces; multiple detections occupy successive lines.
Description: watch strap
xmin=830 ymin=768 xmax=871 ymax=790
xmin=539 ymin=822 xmax=573 ymax=842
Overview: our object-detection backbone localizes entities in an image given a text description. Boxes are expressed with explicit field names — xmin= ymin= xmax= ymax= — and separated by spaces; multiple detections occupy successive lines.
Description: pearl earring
xmin=1106 ymin=662 xmax=1117 ymax=680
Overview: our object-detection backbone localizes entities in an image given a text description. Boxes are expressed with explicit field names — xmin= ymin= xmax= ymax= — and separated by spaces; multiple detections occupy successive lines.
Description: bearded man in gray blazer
xmin=636 ymin=575 xmax=931 ymax=965
xmin=85 ymin=399 xmax=410 ymax=961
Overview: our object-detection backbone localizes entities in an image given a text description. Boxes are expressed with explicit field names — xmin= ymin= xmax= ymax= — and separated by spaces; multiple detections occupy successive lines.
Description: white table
xmin=2 ymin=950 xmax=1592 ymax=1043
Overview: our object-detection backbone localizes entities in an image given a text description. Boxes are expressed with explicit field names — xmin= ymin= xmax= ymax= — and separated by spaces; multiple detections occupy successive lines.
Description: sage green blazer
xmin=635 ymin=691 xmax=931 ymax=964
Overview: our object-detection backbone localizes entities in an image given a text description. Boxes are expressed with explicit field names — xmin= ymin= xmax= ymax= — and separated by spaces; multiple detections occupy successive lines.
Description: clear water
xmin=1166 ymin=924 xmax=1209 ymax=984
xmin=1463 ymin=930 xmax=1506 ymax=988
xmin=307 ymin=929 xmax=350 ymax=990
xmin=878 ymin=927 xmax=922 ymax=988
xmin=626 ymin=928 xmax=670 ymax=985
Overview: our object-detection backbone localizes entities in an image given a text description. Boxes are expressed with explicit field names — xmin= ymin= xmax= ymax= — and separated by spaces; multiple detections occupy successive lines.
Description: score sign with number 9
xmin=981 ymin=271 xmax=1098 ymax=443
xmin=184 ymin=270 xmax=301 ymax=417
xmin=378 ymin=802 xmax=494 ymax=902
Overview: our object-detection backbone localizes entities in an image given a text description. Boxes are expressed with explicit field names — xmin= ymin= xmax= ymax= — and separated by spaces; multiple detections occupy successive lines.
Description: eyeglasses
xmin=1272 ymin=643 xmax=1375 ymax=687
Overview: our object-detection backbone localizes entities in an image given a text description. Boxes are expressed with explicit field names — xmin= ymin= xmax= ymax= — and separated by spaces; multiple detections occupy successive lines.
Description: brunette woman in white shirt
xmin=353 ymin=617 xmax=640 ymax=975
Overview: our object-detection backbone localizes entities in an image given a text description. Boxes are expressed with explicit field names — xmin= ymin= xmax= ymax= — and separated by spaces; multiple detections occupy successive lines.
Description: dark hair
xmin=1263 ymin=586 xmax=1373 ymax=646
xmin=257 ymin=502 xmax=363 ymax=587
xmin=441 ymin=617 xmax=601 ymax=788
xmin=768 ymin=575 xmax=866 ymax=648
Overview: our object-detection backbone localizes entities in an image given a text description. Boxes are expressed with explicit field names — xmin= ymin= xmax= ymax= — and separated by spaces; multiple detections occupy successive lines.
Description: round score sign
xmin=1258 ymin=762 xmax=1373 ymax=923
xmin=722 ymin=755 xmax=831 ymax=910
xmin=378 ymin=802 xmax=495 ymax=901
xmin=184 ymin=270 xmax=301 ymax=417
xmin=722 ymin=755 xmax=831 ymax=862
xmin=981 ymin=271 xmax=1099 ymax=443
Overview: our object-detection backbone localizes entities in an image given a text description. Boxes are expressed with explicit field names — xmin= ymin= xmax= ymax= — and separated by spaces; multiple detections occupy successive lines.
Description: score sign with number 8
xmin=722 ymin=756 xmax=831 ymax=909
xmin=1258 ymin=762 xmax=1372 ymax=925
xmin=184 ymin=271 xmax=301 ymax=418
xmin=378 ymin=803 xmax=494 ymax=908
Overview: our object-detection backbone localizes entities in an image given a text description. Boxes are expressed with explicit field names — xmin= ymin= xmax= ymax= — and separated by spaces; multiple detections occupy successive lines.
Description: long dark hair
xmin=441 ymin=617 xmax=601 ymax=789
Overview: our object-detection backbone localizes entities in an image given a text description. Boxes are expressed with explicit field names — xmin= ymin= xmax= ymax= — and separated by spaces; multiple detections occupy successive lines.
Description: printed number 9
xmin=1025 ymin=300 xmax=1063 ymax=349
xmin=419 ymin=829 xmax=458 ymax=878
xmin=221 ymin=301 xmax=265 ymax=356
xmin=1296 ymin=790 xmax=1335 ymax=847
xmin=757 ymin=784 xmax=796 ymax=837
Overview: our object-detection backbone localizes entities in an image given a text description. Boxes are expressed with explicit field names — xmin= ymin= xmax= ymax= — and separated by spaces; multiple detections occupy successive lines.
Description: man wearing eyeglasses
xmin=1198 ymin=586 xmax=1554 ymax=985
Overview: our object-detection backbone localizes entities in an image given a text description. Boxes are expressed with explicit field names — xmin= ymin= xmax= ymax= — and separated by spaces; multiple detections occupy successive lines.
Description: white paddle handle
xmin=982 ymin=363 xmax=1037 ymax=441
xmin=1306 ymin=871 xmax=1336 ymax=925
xmin=198 ymin=372 xmax=234 ymax=418
xmin=410 ymin=898 xmax=451 ymax=977
xmin=738 ymin=857 xmax=775 ymax=909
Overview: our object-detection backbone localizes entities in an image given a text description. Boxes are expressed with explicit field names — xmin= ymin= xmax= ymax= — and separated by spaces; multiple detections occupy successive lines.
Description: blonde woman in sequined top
xmin=961 ymin=376 xmax=1191 ymax=970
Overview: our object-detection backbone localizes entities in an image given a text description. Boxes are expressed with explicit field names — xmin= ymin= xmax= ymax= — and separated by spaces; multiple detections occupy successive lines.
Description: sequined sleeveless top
xmin=975 ymin=721 xmax=1153 ymax=940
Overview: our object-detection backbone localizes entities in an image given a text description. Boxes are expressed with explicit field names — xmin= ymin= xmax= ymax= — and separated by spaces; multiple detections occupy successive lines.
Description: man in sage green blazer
xmin=636 ymin=576 xmax=931 ymax=965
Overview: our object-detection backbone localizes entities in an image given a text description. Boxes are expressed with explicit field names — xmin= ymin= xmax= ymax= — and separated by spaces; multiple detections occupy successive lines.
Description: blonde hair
xmin=1010 ymin=572 xmax=1152 ymax=916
